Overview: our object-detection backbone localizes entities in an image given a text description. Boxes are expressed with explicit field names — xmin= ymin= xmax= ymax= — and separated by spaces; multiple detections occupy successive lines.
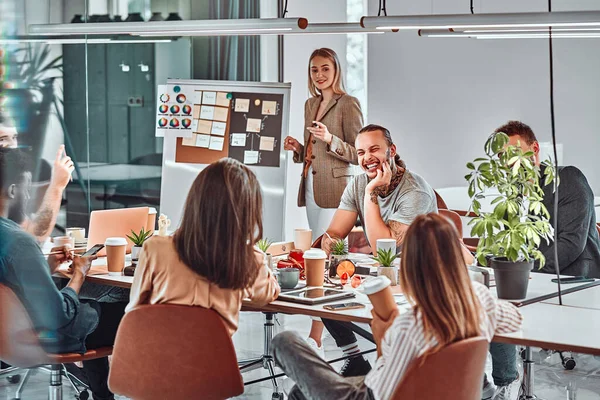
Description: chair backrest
xmin=391 ymin=336 xmax=488 ymax=400
xmin=0 ymin=284 xmax=50 ymax=367
xmin=439 ymin=209 xmax=463 ymax=238
xmin=108 ymin=304 xmax=244 ymax=400
xmin=434 ymin=190 xmax=449 ymax=210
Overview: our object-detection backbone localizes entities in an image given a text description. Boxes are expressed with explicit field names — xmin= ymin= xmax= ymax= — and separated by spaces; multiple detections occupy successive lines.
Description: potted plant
xmin=127 ymin=228 xmax=152 ymax=261
xmin=373 ymin=248 xmax=399 ymax=286
xmin=257 ymin=238 xmax=274 ymax=270
xmin=465 ymin=132 xmax=555 ymax=300
xmin=329 ymin=238 xmax=348 ymax=278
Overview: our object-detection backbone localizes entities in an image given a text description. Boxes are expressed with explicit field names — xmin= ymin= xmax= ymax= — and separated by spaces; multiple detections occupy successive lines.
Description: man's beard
xmin=7 ymin=202 xmax=27 ymax=225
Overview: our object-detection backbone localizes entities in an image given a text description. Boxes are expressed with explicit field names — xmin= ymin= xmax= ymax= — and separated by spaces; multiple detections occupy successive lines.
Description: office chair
xmin=391 ymin=336 xmax=489 ymax=399
xmin=109 ymin=304 xmax=244 ymax=400
xmin=0 ymin=284 xmax=112 ymax=400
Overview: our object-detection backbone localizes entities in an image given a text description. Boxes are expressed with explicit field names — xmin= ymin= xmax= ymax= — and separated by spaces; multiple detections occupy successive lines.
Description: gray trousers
xmin=272 ymin=331 xmax=375 ymax=400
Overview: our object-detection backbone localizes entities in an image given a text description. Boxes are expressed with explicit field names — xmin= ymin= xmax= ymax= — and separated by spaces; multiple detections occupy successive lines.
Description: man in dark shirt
xmin=0 ymin=148 xmax=121 ymax=400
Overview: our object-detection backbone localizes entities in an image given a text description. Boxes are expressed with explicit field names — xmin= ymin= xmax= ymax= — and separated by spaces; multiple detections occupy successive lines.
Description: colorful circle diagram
xmin=176 ymin=94 xmax=187 ymax=104
xmin=169 ymin=118 xmax=180 ymax=128
xmin=170 ymin=105 xmax=180 ymax=114
xmin=159 ymin=94 xmax=170 ymax=103
xmin=158 ymin=104 xmax=169 ymax=114
xmin=182 ymin=104 xmax=192 ymax=115
xmin=158 ymin=118 xmax=168 ymax=127
xmin=182 ymin=118 xmax=192 ymax=129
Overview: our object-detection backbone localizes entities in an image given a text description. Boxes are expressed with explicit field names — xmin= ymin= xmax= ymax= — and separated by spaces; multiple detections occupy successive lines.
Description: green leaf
xmin=467 ymin=162 xmax=475 ymax=170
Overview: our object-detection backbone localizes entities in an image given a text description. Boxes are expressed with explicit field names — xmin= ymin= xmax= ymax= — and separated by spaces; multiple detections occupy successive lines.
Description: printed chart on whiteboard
xmin=228 ymin=92 xmax=283 ymax=168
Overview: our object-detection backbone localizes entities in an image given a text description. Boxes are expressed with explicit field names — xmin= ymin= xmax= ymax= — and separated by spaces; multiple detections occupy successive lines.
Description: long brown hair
xmin=308 ymin=48 xmax=346 ymax=97
xmin=399 ymin=213 xmax=482 ymax=355
xmin=173 ymin=158 xmax=263 ymax=289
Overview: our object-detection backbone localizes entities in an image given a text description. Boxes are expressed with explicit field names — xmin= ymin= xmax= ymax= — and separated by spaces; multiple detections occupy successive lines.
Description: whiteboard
xmin=160 ymin=79 xmax=291 ymax=241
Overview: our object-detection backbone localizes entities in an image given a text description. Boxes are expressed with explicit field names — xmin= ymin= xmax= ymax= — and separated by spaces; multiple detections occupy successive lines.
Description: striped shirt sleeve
xmin=473 ymin=282 xmax=523 ymax=339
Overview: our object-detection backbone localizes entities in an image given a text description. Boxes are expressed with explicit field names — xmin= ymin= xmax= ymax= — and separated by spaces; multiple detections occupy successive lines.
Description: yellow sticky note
xmin=246 ymin=118 xmax=261 ymax=133
xmin=213 ymin=107 xmax=229 ymax=122
xmin=195 ymin=119 xmax=212 ymax=134
xmin=182 ymin=134 xmax=197 ymax=147
xmin=216 ymin=92 xmax=230 ymax=107
xmin=262 ymin=101 xmax=277 ymax=116
xmin=259 ymin=136 xmax=275 ymax=151
xmin=235 ymin=98 xmax=250 ymax=113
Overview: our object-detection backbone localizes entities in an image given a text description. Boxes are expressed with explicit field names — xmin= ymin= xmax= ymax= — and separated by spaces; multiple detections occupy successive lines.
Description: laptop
xmin=87 ymin=207 xmax=150 ymax=257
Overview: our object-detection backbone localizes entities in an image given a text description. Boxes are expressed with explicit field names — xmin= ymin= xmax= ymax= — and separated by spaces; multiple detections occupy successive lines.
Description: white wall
xmin=282 ymin=0 xmax=348 ymax=241
xmin=366 ymin=0 xmax=600 ymax=196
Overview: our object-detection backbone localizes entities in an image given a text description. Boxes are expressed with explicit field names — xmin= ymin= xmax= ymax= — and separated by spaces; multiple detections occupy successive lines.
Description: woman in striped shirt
xmin=272 ymin=213 xmax=523 ymax=400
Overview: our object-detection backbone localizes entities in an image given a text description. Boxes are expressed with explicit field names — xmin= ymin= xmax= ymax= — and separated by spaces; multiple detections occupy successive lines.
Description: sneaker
xmin=492 ymin=377 xmax=521 ymax=400
xmin=306 ymin=337 xmax=325 ymax=359
xmin=339 ymin=355 xmax=372 ymax=377
xmin=482 ymin=381 xmax=496 ymax=400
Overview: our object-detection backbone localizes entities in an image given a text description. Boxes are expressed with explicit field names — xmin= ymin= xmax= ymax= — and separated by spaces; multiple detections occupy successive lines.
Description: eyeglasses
xmin=323 ymin=276 xmax=344 ymax=290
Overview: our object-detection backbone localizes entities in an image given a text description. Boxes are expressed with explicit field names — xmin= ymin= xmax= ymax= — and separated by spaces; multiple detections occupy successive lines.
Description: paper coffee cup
xmin=53 ymin=236 xmax=74 ymax=249
xmin=303 ymin=248 xmax=327 ymax=287
xmin=66 ymin=227 xmax=86 ymax=241
xmin=363 ymin=276 xmax=397 ymax=320
xmin=294 ymin=229 xmax=312 ymax=251
xmin=105 ymin=237 xmax=127 ymax=276
xmin=146 ymin=207 xmax=157 ymax=233
xmin=376 ymin=238 xmax=396 ymax=254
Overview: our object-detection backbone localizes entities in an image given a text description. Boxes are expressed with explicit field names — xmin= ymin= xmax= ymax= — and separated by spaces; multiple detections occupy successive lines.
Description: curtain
xmin=205 ymin=0 xmax=261 ymax=81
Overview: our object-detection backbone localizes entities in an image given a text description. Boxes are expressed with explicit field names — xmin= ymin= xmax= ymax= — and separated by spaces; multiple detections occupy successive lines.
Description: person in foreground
xmin=272 ymin=213 xmax=523 ymax=400
xmin=127 ymin=158 xmax=280 ymax=335
xmin=318 ymin=124 xmax=438 ymax=375
xmin=0 ymin=148 xmax=125 ymax=400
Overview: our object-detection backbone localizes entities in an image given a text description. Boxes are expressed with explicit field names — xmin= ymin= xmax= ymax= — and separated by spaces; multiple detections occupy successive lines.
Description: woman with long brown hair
xmin=283 ymin=47 xmax=363 ymax=357
xmin=127 ymin=158 xmax=280 ymax=335
xmin=271 ymin=213 xmax=522 ymax=400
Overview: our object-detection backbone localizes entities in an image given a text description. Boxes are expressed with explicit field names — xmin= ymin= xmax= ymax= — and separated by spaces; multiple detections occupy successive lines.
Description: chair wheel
xmin=6 ymin=374 xmax=21 ymax=384
xmin=562 ymin=357 xmax=576 ymax=370
xmin=272 ymin=393 xmax=284 ymax=400
xmin=77 ymin=390 xmax=89 ymax=400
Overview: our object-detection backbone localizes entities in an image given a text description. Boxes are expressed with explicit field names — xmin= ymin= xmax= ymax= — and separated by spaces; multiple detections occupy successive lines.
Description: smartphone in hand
xmin=323 ymin=302 xmax=366 ymax=311
xmin=82 ymin=244 xmax=105 ymax=257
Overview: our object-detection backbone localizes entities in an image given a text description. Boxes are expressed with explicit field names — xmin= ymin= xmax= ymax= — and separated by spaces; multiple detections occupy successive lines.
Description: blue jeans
xmin=487 ymin=342 xmax=518 ymax=386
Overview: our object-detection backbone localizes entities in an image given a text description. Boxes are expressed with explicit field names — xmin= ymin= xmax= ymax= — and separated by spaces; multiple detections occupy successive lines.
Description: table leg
xmin=521 ymin=346 xmax=545 ymax=400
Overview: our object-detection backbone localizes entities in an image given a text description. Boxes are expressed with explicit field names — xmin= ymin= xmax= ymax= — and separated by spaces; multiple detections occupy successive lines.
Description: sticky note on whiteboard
xmin=196 ymin=134 xmax=210 ymax=148
xmin=202 ymin=91 xmax=217 ymax=105
xmin=200 ymin=106 xmax=215 ymax=120
xmin=216 ymin=92 xmax=230 ymax=107
xmin=231 ymin=133 xmax=246 ymax=147
xmin=213 ymin=107 xmax=228 ymax=122
xmin=246 ymin=118 xmax=261 ymax=133
xmin=211 ymin=121 xmax=226 ymax=136
xmin=192 ymin=91 xmax=202 ymax=104
xmin=262 ymin=101 xmax=277 ymax=115
xmin=244 ymin=150 xmax=259 ymax=164
xmin=259 ymin=136 xmax=275 ymax=151
xmin=196 ymin=119 xmax=212 ymax=134
xmin=235 ymin=98 xmax=250 ymax=113
xmin=182 ymin=134 xmax=197 ymax=146
xmin=209 ymin=136 xmax=225 ymax=151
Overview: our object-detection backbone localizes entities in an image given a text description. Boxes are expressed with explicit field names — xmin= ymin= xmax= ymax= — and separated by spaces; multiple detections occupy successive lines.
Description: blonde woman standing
xmin=283 ymin=48 xmax=363 ymax=357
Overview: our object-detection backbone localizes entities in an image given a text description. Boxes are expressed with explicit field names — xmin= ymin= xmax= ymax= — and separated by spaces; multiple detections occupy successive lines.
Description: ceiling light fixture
xmin=362 ymin=10 xmax=600 ymax=31
xmin=29 ymin=18 xmax=308 ymax=37
xmin=418 ymin=28 xmax=600 ymax=39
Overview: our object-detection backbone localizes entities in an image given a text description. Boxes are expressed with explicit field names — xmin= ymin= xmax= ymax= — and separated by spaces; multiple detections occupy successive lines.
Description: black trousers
xmin=82 ymin=302 xmax=127 ymax=400
xmin=322 ymin=318 xmax=359 ymax=348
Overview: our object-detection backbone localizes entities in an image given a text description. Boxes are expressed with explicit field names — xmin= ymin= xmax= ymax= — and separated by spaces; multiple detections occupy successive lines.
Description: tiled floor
xmin=2 ymin=311 xmax=600 ymax=399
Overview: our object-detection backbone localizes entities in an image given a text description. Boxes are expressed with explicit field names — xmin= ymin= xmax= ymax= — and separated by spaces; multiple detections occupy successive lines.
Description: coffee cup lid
xmin=376 ymin=238 xmax=396 ymax=244
xmin=302 ymin=248 xmax=327 ymax=260
xmin=363 ymin=276 xmax=391 ymax=295
xmin=105 ymin=237 xmax=128 ymax=246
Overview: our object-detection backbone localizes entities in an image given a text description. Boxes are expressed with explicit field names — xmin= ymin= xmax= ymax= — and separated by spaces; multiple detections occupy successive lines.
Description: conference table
xmin=55 ymin=260 xmax=600 ymax=398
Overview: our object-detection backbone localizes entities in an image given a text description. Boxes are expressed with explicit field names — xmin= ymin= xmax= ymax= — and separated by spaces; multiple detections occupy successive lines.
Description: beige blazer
xmin=293 ymin=93 xmax=364 ymax=208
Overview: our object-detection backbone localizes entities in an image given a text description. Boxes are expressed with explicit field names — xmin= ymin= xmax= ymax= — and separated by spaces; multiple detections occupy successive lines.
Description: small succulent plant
xmin=126 ymin=228 xmax=152 ymax=247
xmin=330 ymin=239 xmax=348 ymax=256
xmin=257 ymin=238 xmax=273 ymax=253
xmin=372 ymin=248 xmax=398 ymax=268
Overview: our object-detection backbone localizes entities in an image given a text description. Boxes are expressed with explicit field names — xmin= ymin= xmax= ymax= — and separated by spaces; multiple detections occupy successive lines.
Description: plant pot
xmin=489 ymin=257 xmax=533 ymax=300
xmin=265 ymin=253 xmax=273 ymax=271
xmin=378 ymin=266 xmax=398 ymax=286
xmin=329 ymin=254 xmax=348 ymax=278
xmin=131 ymin=246 xmax=142 ymax=261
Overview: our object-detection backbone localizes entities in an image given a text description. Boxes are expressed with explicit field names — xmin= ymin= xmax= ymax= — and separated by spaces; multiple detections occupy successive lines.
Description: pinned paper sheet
xmin=259 ymin=136 xmax=275 ymax=151
xmin=231 ymin=133 xmax=247 ymax=147
xmin=246 ymin=118 xmax=262 ymax=133
xmin=235 ymin=98 xmax=250 ymax=113
xmin=202 ymin=91 xmax=217 ymax=105
xmin=262 ymin=101 xmax=277 ymax=116
xmin=192 ymin=91 xmax=202 ymax=104
xmin=191 ymin=119 xmax=199 ymax=132
xmin=209 ymin=136 xmax=225 ymax=151
xmin=196 ymin=134 xmax=210 ymax=148
xmin=200 ymin=106 xmax=215 ymax=120
xmin=196 ymin=119 xmax=212 ymax=134
xmin=211 ymin=121 xmax=226 ymax=136
xmin=213 ymin=107 xmax=229 ymax=122
xmin=216 ymin=92 xmax=230 ymax=107
xmin=244 ymin=150 xmax=259 ymax=164
xmin=192 ymin=105 xmax=201 ymax=119
xmin=182 ymin=134 xmax=197 ymax=147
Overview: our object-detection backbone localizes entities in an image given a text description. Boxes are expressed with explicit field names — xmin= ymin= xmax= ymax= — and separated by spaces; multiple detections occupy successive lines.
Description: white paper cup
xmin=363 ymin=276 xmax=397 ymax=320
xmin=53 ymin=236 xmax=74 ymax=249
xmin=66 ymin=227 xmax=86 ymax=241
xmin=294 ymin=228 xmax=312 ymax=251
xmin=376 ymin=238 xmax=396 ymax=254
xmin=105 ymin=237 xmax=127 ymax=276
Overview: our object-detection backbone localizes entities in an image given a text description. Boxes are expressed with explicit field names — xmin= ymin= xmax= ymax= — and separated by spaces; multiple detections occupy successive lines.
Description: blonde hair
xmin=400 ymin=213 xmax=482 ymax=357
xmin=307 ymin=48 xmax=346 ymax=97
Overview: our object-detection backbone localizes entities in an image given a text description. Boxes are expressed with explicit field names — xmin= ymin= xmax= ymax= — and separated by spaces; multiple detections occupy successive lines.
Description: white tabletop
xmin=541 ymin=285 xmax=600 ymax=310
